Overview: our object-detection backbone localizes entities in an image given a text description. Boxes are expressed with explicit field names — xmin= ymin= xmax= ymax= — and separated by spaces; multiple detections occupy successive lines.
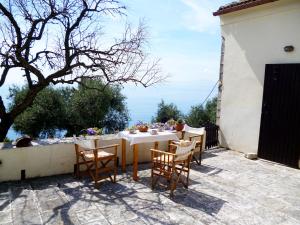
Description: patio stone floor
xmin=0 ymin=148 xmax=299 ymax=225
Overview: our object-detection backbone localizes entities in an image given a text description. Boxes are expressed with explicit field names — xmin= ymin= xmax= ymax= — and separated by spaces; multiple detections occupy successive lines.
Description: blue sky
xmin=1 ymin=0 xmax=233 ymax=138
xmin=120 ymin=0 xmax=232 ymax=123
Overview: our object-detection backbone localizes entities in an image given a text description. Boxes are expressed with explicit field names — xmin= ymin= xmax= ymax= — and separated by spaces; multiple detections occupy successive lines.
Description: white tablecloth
xmin=117 ymin=130 xmax=179 ymax=145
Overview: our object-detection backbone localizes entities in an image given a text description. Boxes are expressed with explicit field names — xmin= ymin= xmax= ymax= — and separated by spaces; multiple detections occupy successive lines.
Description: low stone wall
xmin=0 ymin=135 xmax=170 ymax=182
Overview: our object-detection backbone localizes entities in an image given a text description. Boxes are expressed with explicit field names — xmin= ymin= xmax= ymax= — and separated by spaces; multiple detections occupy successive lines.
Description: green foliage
xmin=65 ymin=79 xmax=129 ymax=135
xmin=185 ymin=105 xmax=209 ymax=128
xmin=11 ymin=86 xmax=66 ymax=138
xmin=153 ymin=100 xmax=182 ymax=123
xmin=152 ymin=97 xmax=217 ymax=128
xmin=185 ymin=97 xmax=217 ymax=127
xmin=10 ymin=80 xmax=129 ymax=138
xmin=166 ymin=118 xmax=176 ymax=126
xmin=205 ymin=97 xmax=218 ymax=123
xmin=102 ymin=109 xmax=129 ymax=133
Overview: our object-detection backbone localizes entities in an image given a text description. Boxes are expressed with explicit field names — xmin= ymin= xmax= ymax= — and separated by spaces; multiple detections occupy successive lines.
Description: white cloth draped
xmin=117 ymin=130 xmax=179 ymax=145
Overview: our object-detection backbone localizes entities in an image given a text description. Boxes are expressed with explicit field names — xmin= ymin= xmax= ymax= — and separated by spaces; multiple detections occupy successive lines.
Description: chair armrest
xmin=77 ymin=144 xmax=119 ymax=151
xmin=150 ymin=149 xmax=175 ymax=156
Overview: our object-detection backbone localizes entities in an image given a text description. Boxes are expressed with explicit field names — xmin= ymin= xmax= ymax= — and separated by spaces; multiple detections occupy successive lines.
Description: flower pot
xmin=138 ymin=126 xmax=148 ymax=132
xmin=175 ymin=124 xmax=184 ymax=131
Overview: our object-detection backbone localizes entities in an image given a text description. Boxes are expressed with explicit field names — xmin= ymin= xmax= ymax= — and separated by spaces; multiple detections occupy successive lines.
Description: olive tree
xmin=152 ymin=100 xmax=182 ymax=123
xmin=0 ymin=0 xmax=162 ymax=141
xmin=185 ymin=97 xmax=217 ymax=127
xmin=11 ymin=80 xmax=129 ymax=138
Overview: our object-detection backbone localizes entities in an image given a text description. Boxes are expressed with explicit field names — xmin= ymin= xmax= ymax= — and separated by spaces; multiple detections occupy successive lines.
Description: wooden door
xmin=258 ymin=64 xmax=300 ymax=168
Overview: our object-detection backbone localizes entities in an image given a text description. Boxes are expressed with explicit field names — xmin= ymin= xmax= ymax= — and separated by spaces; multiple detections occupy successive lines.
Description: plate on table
xmin=129 ymin=130 xmax=137 ymax=134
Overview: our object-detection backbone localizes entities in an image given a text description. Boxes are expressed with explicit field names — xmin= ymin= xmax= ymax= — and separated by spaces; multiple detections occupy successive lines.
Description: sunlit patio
xmin=0 ymin=148 xmax=299 ymax=225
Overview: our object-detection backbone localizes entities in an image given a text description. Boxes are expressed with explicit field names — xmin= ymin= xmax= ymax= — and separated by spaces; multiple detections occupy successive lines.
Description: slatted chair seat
xmin=151 ymin=140 xmax=196 ymax=197
xmin=83 ymin=151 xmax=115 ymax=160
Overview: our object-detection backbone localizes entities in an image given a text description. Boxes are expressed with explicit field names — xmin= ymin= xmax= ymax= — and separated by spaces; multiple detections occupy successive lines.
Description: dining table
xmin=117 ymin=130 xmax=180 ymax=181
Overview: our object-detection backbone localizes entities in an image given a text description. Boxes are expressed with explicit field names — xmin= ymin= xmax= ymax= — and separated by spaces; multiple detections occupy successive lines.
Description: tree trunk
xmin=0 ymin=114 xmax=13 ymax=142
xmin=0 ymin=84 xmax=48 ymax=142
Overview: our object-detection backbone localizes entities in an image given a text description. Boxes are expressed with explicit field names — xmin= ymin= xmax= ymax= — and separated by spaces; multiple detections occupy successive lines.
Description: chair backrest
xmin=182 ymin=125 xmax=205 ymax=149
xmin=182 ymin=124 xmax=205 ymax=136
xmin=73 ymin=137 xmax=96 ymax=151
xmin=174 ymin=140 xmax=196 ymax=161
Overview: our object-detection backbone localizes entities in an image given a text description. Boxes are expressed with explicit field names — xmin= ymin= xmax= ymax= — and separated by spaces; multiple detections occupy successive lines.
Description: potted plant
xmin=80 ymin=127 xmax=102 ymax=137
xmin=175 ymin=118 xmax=185 ymax=131
xmin=136 ymin=121 xmax=148 ymax=132
xmin=165 ymin=118 xmax=176 ymax=130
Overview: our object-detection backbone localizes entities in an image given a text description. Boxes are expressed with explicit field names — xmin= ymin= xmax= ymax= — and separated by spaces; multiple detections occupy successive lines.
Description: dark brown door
xmin=258 ymin=64 xmax=300 ymax=168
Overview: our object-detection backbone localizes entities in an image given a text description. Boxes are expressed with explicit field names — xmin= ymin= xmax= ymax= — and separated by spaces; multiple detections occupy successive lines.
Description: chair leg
xmin=76 ymin=163 xmax=80 ymax=178
xmin=176 ymin=164 xmax=186 ymax=188
xmin=186 ymin=161 xmax=191 ymax=188
xmin=113 ymin=156 xmax=117 ymax=183
xmin=94 ymin=160 xmax=99 ymax=188
xmin=170 ymin=173 xmax=176 ymax=197
xmin=193 ymin=151 xmax=202 ymax=165
xmin=152 ymin=175 xmax=159 ymax=189
xmin=75 ymin=145 xmax=80 ymax=178
xmin=80 ymin=154 xmax=95 ymax=180
xmin=198 ymin=151 xmax=202 ymax=165
xmin=76 ymin=155 xmax=81 ymax=178
xmin=192 ymin=155 xmax=200 ymax=165
xmin=151 ymin=165 xmax=154 ymax=189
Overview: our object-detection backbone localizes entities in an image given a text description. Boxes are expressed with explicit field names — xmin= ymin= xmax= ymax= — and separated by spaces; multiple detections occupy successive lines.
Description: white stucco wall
xmin=219 ymin=0 xmax=300 ymax=153
xmin=0 ymin=135 xmax=172 ymax=182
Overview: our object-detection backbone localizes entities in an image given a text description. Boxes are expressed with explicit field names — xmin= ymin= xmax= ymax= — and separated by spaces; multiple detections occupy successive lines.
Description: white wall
xmin=219 ymin=0 xmax=300 ymax=154
xmin=0 ymin=143 xmax=75 ymax=181
xmin=0 ymin=135 xmax=171 ymax=182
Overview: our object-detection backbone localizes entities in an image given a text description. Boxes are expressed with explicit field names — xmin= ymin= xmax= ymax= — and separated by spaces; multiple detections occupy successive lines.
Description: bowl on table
xmin=138 ymin=126 xmax=148 ymax=132
xmin=150 ymin=129 xmax=158 ymax=135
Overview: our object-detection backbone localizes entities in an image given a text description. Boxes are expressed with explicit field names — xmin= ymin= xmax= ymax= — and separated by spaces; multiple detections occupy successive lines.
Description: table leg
xmin=122 ymin=139 xmax=126 ymax=173
xmin=133 ymin=144 xmax=139 ymax=181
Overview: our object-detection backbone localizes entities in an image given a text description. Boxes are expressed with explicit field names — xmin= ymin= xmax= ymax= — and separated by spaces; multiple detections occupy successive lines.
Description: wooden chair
xmin=176 ymin=125 xmax=205 ymax=165
xmin=150 ymin=140 xmax=196 ymax=197
xmin=74 ymin=138 xmax=119 ymax=187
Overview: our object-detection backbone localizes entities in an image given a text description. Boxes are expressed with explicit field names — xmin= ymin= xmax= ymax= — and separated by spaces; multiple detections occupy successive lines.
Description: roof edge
xmin=213 ymin=0 xmax=278 ymax=16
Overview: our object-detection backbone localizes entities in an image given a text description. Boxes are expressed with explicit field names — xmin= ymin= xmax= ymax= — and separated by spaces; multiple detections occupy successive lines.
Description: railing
xmin=204 ymin=122 xmax=219 ymax=149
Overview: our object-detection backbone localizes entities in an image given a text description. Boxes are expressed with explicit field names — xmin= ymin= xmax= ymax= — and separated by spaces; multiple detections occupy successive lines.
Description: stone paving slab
xmin=0 ymin=148 xmax=299 ymax=225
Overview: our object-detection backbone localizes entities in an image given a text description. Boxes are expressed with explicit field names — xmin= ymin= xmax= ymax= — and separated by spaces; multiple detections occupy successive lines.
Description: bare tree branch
xmin=0 ymin=0 xmax=165 ymax=141
xmin=0 ymin=3 xmax=22 ymax=47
